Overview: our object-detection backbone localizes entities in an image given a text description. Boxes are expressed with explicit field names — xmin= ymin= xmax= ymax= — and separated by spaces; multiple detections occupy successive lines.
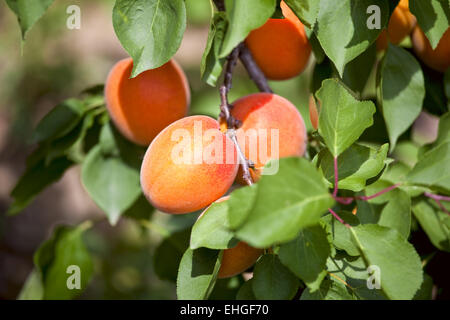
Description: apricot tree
xmin=5 ymin=0 xmax=450 ymax=300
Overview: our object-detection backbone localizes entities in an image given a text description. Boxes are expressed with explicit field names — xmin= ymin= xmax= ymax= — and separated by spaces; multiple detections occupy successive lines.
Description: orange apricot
xmin=376 ymin=0 xmax=416 ymax=51
xmin=218 ymin=241 xmax=263 ymax=279
xmin=140 ymin=115 xmax=238 ymax=214
xmin=105 ymin=58 xmax=190 ymax=146
xmin=412 ymin=26 xmax=450 ymax=73
xmin=196 ymin=196 xmax=263 ymax=279
xmin=230 ymin=93 xmax=307 ymax=182
xmin=245 ymin=1 xmax=311 ymax=80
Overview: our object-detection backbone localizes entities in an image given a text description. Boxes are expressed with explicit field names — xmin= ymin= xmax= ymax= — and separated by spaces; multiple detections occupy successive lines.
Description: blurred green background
xmin=0 ymin=0 xmax=314 ymax=300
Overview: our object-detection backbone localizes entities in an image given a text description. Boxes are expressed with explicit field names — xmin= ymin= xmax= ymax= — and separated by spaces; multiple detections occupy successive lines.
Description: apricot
xmin=245 ymin=1 xmax=311 ymax=80
xmin=105 ymin=58 xmax=190 ymax=145
xmin=219 ymin=241 xmax=263 ymax=279
xmin=376 ymin=0 xmax=416 ymax=51
xmin=196 ymin=196 xmax=263 ymax=279
xmin=412 ymin=26 xmax=450 ymax=73
xmin=230 ymin=93 xmax=307 ymax=182
xmin=140 ymin=115 xmax=238 ymax=214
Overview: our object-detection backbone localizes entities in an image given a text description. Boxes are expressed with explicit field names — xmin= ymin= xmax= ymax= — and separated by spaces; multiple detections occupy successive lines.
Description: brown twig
xmin=218 ymin=47 xmax=254 ymax=186
xmin=238 ymin=43 xmax=273 ymax=93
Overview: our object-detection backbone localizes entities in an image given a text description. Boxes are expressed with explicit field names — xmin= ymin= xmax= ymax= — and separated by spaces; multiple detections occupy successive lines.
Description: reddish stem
xmin=328 ymin=208 xmax=350 ymax=228
xmin=356 ymin=183 xmax=402 ymax=201
xmin=425 ymin=192 xmax=450 ymax=215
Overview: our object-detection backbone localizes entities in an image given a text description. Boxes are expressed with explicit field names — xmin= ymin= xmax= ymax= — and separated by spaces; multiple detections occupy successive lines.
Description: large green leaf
xmin=34 ymin=223 xmax=94 ymax=300
xmin=379 ymin=45 xmax=425 ymax=151
xmin=317 ymin=79 xmax=376 ymax=157
xmin=410 ymin=0 xmax=450 ymax=49
xmin=17 ymin=269 xmax=44 ymax=300
xmin=350 ymin=224 xmax=423 ymax=300
xmin=252 ymin=254 xmax=299 ymax=300
xmin=190 ymin=200 xmax=238 ymax=250
xmin=412 ymin=199 xmax=450 ymax=252
xmin=201 ymin=12 xmax=227 ymax=86
xmin=219 ymin=0 xmax=276 ymax=57
xmin=318 ymin=143 xmax=389 ymax=192
xmin=176 ymin=248 xmax=221 ymax=300
xmin=6 ymin=0 xmax=55 ymax=39
xmin=314 ymin=0 xmax=389 ymax=75
xmin=278 ymin=224 xmax=330 ymax=291
xmin=227 ymin=184 xmax=258 ymax=229
xmin=284 ymin=0 xmax=321 ymax=28
xmin=235 ymin=158 xmax=334 ymax=248
xmin=81 ymin=146 xmax=141 ymax=225
xmin=113 ymin=0 xmax=186 ymax=77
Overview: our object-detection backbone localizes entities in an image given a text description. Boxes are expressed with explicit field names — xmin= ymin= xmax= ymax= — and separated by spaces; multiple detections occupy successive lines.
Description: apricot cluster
xmin=104 ymin=49 xmax=307 ymax=278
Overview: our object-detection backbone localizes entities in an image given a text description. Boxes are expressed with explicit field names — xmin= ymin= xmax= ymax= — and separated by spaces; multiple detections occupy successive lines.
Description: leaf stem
xmin=424 ymin=192 xmax=450 ymax=216
xmin=328 ymin=208 xmax=350 ymax=228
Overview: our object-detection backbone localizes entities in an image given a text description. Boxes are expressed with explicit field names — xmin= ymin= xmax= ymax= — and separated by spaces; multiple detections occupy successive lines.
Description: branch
xmin=238 ymin=43 xmax=273 ymax=93
xmin=218 ymin=47 xmax=254 ymax=186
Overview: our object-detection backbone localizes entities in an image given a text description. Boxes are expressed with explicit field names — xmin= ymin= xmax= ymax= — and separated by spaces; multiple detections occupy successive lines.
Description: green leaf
xmin=190 ymin=200 xmax=238 ymax=250
xmin=8 ymin=157 xmax=74 ymax=215
xmin=317 ymin=79 xmax=376 ymax=157
xmin=412 ymin=199 xmax=450 ymax=252
xmin=32 ymin=99 xmax=86 ymax=144
xmin=350 ymin=224 xmax=423 ymax=300
xmin=379 ymin=45 xmax=425 ymax=151
xmin=326 ymin=254 xmax=387 ymax=300
xmin=220 ymin=0 xmax=276 ymax=57
xmin=324 ymin=211 xmax=360 ymax=256
xmin=154 ymin=229 xmax=191 ymax=282
xmin=235 ymin=158 xmax=334 ymax=248
xmin=81 ymin=146 xmax=141 ymax=225
xmin=376 ymin=189 xmax=411 ymax=238
xmin=236 ymin=279 xmax=257 ymax=300
xmin=300 ymin=278 xmax=356 ymax=300
xmin=407 ymin=141 xmax=450 ymax=193
xmin=279 ymin=224 xmax=331 ymax=291
xmin=314 ymin=0 xmax=389 ymax=76
xmin=318 ymin=143 xmax=389 ymax=192
xmin=433 ymin=112 xmax=450 ymax=148
xmin=17 ymin=269 xmax=44 ymax=300
xmin=284 ymin=0 xmax=321 ymax=28
xmin=123 ymin=195 xmax=154 ymax=221
xmin=176 ymin=248 xmax=221 ymax=300
xmin=201 ymin=12 xmax=227 ymax=86
xmin=410 ymin=0 xmax=450 ymax=49
xmin=342 ymin=43 xmax=376 ymax=95
xmin=252 ymin=254 xmax=299 ymax=300
xmin=34 ymin=223 xmax=94 ymax=300
xmin=112 ymin=0 xmax=186 ymax=77
xmin=6 ymin=0 xmax=55 ymax=40
xmin=413 ymin=274 xmax=434 ymax=300
xmin=227 ymin=184 xmax=258 ymax=229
